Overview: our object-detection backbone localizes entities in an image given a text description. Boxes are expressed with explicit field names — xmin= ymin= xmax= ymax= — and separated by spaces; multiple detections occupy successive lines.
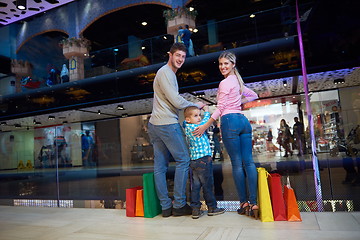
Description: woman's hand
xmin=193 ymin=124 xmax=208 ymax=137
xmin=192 ymin=118 xmax=215 ymax=137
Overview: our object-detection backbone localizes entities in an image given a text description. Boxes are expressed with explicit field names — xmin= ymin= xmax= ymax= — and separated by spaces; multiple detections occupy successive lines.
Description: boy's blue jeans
xmin=190 ymin=155 xmax=217 ymax=209
xmin=147 ymin=123 xmax=190 ymax=210
xmin=220 ymin=113 xmax=258 ymax=205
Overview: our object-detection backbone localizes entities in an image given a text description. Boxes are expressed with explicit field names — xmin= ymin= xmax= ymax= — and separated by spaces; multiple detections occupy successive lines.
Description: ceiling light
xmin=16 ymin=0 xmax=27 ymax=10
xmin=113 ymin=48 xmax=119 ymax=52
xmin=48 ymin=115 xmax=55 ymax=120
xmin=121 ymin=114 xmax=128 ymax=118
xmin=62 ymin=121 xmax=68 ymax=124
xmin=283 ymin=80 xmax=287 ymax=87
xmin=163 ymin=36 xmax=167 ymax=40
xmin=334 ymin=78 xmax=345 ymax=84
xmin=15 ymin=124 xmax=21 ymax=128
xmin=117 ymin=105 xmax=125 ymax=110
xmin=141 ymin=22 xmax=147 ymax=26
xmin=97 ymin=110 xmax=101 ymax=115
xmin=35 ymin=122 xmax=42 ymax=125
xmin=193 ymin=28 xmax=198 ymax=33
xmin=189 ymin=7 xmax=194 ymax=12
xmin=141 ymin=46 xmax=145 ymax=50
xmin=1 ymin=122 xmax=7 ymax=126
xmin=250 ymin=14 xmax=256 ymax=18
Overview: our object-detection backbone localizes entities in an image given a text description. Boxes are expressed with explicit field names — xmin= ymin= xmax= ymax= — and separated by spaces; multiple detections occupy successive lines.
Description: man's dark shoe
xmin=162 ymin=207 xmax=172 ymax=217
xmin=208 ymin=207 xmax=225 ymax=216
xmin=192 ymin=208 xmax=204 ymax=219
xmin=172 ymin=204 xmax=192 ymax=216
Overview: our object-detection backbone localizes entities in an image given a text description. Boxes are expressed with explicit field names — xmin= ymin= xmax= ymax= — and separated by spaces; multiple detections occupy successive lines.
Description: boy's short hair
xmin=169 ymin=42 xmax=187 ymax=54
xmin=184 ymin=106 xmax=199 ymax=118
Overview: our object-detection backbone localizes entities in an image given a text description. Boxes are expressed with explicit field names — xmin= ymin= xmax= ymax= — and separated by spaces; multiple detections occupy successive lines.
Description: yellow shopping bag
xmin=257 ymin=167 xmax=274 ymax=222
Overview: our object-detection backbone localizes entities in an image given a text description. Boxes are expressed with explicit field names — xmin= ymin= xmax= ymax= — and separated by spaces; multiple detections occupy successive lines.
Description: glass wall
xmin=1 ymin=86 xmax=359 ymax=211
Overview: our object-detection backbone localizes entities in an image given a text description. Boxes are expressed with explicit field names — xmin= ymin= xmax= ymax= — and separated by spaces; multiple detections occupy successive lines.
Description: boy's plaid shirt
xmin=183 ymin=112 xmax=212 ymax=160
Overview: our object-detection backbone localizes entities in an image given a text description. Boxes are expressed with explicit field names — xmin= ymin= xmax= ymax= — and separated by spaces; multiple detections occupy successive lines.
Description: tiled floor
xmin=0 ymin=206 xmax=359 ymax=240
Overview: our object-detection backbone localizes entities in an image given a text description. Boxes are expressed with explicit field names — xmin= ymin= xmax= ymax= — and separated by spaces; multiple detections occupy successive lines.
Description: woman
xmin=279 ymin=119 xmax=293 ymax=157
xmin=193 ymin=51 xmax=259 ymax=219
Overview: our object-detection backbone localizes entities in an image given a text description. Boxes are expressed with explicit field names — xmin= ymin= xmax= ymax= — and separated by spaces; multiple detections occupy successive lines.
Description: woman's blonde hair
xmin=218 ymin=51 xmax=244 ymax=94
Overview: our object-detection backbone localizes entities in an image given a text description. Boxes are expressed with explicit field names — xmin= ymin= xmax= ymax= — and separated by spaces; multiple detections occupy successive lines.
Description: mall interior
xmin=0 ymin=0 xmax=359 ymax=215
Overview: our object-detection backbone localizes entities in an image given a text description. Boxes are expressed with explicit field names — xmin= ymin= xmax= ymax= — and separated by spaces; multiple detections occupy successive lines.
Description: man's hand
xmin=195 ymin=101 xmax=205 ymax=109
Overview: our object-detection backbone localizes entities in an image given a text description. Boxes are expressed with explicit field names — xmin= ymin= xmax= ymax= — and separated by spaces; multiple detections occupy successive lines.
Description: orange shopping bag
xmin=283 ymin=176 xmax=302 ymax=221
xmin=135 ymin=189 xmax=144 ymax=217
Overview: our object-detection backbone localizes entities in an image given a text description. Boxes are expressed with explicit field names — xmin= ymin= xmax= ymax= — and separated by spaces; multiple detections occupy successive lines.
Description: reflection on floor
xmin=0 ymin=205 xmax=359 ymax=240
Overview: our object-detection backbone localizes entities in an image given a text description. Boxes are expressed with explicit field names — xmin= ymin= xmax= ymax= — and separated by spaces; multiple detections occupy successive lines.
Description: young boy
xmin=183 ymin=105 xmax=225 ymax=219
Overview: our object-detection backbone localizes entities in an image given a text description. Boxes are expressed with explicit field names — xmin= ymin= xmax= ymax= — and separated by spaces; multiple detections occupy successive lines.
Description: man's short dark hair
xmin=169 ymin=42 xmax=187 ymax=54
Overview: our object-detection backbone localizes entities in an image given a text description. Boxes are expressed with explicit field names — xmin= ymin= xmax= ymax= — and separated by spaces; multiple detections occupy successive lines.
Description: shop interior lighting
xmin=16 ymin=0 xmax=27 ymax=10
xmin=189 ymin=7 xmax=194 ymax=11
xmin=163 ymin=36 xmax=167 ymax=40
xmin=1 ymin=122 xmax=7 ymax=126
xmin=48 ymin=116 xmax=55 ymax=120
xmin=141 ymin=46 xmax=145 ymax=50
xmin=195 ymin=91 xmax=205 ymax=98
xmin=14 ymin=124 xmax=21 ymax=128
xmin=62 ymin=121 xmax=68 ymax=124
xmin=35 ymin=122 xmax=42 ymax=125
xmin=117 ymin=105 xmax=125 ymax=110
xmin=97 ymin=110 xmax=101 ymax=115
xmin=283 ymin=80 xmax=287 ymax=87
xmin=193 ymin=28 xmax=198 ymax=33
xmin=121 ymin=114 xmax=128 ymax=118
xmin=250 ymin=14 xmax=256 ymax=18
xmin=141 ymin=22 xmax=147 ymax=26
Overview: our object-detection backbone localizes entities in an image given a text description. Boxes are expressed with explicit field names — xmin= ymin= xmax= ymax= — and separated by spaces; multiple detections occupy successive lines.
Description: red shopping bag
xmin=126 ymin=186 xmax=143 ymax=217
xmin=268 ymin=173 xmax=286 ymax=221
xmin=283 ymin=176 xmax=302 ymax=222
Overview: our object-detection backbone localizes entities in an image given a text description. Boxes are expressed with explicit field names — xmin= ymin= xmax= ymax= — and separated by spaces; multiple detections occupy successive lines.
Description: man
xmin=181 ymin=25 xmax=192 ymax=56
xmin=293 ymin=117 xmax=305 ymax=156
xmin=148 ymin=43 xmax=203 ymax=217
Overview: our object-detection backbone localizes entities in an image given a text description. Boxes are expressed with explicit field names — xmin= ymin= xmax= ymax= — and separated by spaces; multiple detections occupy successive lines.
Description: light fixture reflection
xmin=117 ymin=105 xmax=125 ymax=110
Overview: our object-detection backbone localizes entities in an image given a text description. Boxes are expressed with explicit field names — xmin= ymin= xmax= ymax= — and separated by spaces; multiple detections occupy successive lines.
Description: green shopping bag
xmin=143 ymin=172 xmax=161 ymax=218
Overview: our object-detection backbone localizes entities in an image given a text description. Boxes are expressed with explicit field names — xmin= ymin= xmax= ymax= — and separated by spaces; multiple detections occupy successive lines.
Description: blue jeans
xmin=190 ymin=155 xmax=217 ymax=209
xmin=220 ymin=113 xmax=258 ymax=205
xmin=147 ymin=123 xmax=190 ymax=210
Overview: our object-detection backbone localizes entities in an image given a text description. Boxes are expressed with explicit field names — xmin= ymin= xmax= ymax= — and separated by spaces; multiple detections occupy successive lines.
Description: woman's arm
xmin=192 ymin=117 xmax=215 ymax=137
xmin=241 ymin=86 xmax=258 ymax=104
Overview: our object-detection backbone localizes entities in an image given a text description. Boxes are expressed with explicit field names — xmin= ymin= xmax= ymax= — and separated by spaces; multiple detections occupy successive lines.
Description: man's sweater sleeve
xmin=159 ymin=69 xmax=196 ymax=109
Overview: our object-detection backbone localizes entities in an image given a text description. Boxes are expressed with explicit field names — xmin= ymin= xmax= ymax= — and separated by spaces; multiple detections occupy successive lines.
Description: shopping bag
xmin=143 ymin=172 xmax=162 ymax=218
xmin=257 ymin=167 xmax=274 ymax=222
xmin=126 ymin=186 xmax=143 ymax=217
xmin=135 ymin=189 xmax=144 ymax=217
xmin=268 ymin=173 xmax=286 ymax=221
xmin=283 ymin=176 xmax=302 ymax=221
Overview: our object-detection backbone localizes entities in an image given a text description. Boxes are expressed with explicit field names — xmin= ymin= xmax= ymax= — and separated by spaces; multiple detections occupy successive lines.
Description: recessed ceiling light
xmin=141 ymin=21 xmax=147 ymax=26
xmin=117 ymin=105 xmax=125 ymax=110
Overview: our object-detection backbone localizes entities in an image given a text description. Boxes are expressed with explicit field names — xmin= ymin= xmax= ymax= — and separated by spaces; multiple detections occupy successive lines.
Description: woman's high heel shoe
xmin=249 ymin=204 xmax=259 ymax=220
xmin=237 ymin=202 xmax=249 ymax=215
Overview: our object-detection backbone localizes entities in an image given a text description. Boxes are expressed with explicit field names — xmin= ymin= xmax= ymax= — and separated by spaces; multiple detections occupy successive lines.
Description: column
xmin=207 ymin=19 xmax=218 ymax=45
xmin=61 ymin=38 xmax=89 ymax=82
xmin=10 ymin=59 xmax=32 ymax=93
xmin=128 ymin=35 xmax=142 ymax=58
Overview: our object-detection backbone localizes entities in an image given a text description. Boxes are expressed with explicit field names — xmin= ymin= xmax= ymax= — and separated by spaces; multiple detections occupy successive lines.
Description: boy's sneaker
xmin=172 ymin=204 xmax=192 ymax=216
xmin=192 ymin=208 xmax=205 ymax=219
xmin=208 ymin=207 xmax=225 ymax=216
xmin=162 ymin=207 xmax=172 ymax=218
